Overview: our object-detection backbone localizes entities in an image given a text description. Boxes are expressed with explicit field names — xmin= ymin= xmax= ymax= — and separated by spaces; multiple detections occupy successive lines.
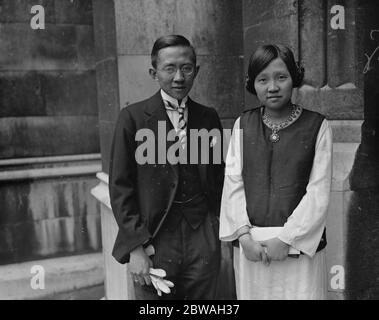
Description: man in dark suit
xmin=109 ymin=35 xmax=224 ymax=300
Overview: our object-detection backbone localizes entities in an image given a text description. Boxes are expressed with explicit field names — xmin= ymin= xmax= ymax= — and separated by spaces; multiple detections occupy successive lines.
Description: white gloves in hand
xmin=149 ymin=268 xmax=175 ymax=296
xmin=144 ymin=245 xmax=175 ymax=296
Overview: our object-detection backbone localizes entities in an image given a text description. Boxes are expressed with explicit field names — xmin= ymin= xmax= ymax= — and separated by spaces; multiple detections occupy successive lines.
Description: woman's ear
xmin=245 ymin=75 xmax=255 ymax=95
xmin=149 ymin=68 xmax=158 ymax=80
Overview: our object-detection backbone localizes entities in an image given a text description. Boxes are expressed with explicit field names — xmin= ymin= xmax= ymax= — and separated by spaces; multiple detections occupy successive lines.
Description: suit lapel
xmin=145 ymin=91 xmax=178 ymax=178
xmin=143 ymin=93 xmax=211 ymax=187
xmin=187 ymin=98 xmax=208 ymax=191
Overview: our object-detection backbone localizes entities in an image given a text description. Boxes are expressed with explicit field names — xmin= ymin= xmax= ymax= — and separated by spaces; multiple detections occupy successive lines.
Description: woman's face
xmin=254 ymin=57 xmax=293 ymax=111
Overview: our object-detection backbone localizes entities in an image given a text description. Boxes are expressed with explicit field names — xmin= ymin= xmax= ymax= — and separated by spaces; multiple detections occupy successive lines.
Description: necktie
xmin=165 ymin=100 xmax=187 ymax=149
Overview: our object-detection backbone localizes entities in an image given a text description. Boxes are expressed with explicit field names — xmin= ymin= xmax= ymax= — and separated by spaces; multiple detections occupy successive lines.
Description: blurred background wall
xmin=0 ymin=0 xmax=101 ymax=269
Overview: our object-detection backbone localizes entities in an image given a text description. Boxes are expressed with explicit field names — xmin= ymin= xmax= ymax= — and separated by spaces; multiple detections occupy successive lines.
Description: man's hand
xmin=239 ymin=234 xmax=270 ymax=265
xmin=260 ymin=237 xmax=290 ymax=261
xmin=129 ymin=246 xmax=153 ymax=286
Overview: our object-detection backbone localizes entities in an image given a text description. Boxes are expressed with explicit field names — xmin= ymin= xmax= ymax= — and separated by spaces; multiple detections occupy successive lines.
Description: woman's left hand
xmin=260 ymin=238 xmax=290 ymax=261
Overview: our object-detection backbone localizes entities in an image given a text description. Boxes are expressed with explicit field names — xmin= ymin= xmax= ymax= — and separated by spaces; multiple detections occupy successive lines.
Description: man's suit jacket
xmin=109 ymin=91 xmax=225 ymax=264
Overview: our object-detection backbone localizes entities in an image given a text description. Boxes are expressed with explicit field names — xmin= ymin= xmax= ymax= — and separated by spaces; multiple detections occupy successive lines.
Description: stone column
xmin=91 ymin=0 xmax=243 ymax=299
xmin=91 ymin=0 xmax=129 ymax=300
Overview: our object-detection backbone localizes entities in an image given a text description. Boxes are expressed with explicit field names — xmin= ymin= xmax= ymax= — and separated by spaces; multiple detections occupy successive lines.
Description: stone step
xmin=0 ymin=253 xmax=104 ymax=300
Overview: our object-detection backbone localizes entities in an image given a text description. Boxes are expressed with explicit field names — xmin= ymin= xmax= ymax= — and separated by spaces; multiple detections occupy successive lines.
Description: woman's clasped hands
xmin=239 ymin=234 xmax=290 ymax=266
xmin=239 ymin=233 xmax=270 ymax=266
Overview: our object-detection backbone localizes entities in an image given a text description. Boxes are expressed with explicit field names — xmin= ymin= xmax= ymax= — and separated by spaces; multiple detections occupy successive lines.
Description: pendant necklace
xmin=262 ymin=104 xmax=302 ymax=143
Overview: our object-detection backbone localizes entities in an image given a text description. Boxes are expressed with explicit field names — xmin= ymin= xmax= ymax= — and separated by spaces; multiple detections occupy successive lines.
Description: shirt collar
xmin=160 ymin=89 xmax=188 ymax=109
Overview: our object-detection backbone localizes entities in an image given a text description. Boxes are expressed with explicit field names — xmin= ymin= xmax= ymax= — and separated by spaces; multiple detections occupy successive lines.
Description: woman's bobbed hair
xmin=246 ymin=44 xmax=304 ymax=95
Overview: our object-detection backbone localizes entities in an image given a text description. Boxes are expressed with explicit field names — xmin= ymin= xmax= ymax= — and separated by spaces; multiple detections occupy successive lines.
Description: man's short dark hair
xmin=151 ymin=35 xmax=197 ymax=68
xmin=246 ymin=44 xmax=304 ymax=95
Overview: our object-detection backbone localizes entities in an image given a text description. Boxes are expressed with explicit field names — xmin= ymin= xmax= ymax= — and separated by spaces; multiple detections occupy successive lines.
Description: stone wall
xmin=0 ymin=0 xmax=99 ymax=158
xmin=0 ymin=0 xmax=102 ymax=265
xmin=243 ymin=0 xmax=363 ymax=120
xmin=0 ymin=160 xmax=101 ymax=264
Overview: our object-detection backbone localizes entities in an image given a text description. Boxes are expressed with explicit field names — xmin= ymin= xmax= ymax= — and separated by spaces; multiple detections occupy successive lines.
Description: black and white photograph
xmin=0 ymin=0 xmax=378 ymax=307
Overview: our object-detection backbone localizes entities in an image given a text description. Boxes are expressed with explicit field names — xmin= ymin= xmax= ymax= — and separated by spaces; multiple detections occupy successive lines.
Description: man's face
xmin=150 ymin=46 xmax=199 ymax=101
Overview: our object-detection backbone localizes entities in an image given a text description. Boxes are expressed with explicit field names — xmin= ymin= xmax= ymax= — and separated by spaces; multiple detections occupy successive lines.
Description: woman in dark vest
xmin=219 ymin=44 xmax=333 ymax=299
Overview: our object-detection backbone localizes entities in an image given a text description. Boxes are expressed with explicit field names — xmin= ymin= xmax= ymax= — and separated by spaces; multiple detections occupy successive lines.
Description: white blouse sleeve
xmin=219 ymin=117 xmax=252 ymax=242
xmin=278 ymin=119 xmax=333 ymax=257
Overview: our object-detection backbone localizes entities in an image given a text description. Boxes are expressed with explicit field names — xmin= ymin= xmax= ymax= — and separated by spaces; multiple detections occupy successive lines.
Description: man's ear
xmin=149 ymin=68 xmax=158 ymax=80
